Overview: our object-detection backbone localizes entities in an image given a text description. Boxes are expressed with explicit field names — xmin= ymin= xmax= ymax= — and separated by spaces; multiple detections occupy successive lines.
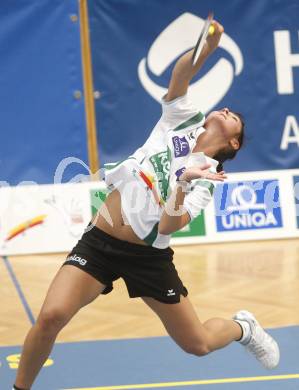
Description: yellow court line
xmin=64 ymin=373 xmax=299 ymax=390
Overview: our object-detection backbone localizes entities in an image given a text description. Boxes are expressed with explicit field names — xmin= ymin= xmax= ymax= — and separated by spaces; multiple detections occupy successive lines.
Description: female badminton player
xmin=13 ymin=19 xmax=279 ymax=390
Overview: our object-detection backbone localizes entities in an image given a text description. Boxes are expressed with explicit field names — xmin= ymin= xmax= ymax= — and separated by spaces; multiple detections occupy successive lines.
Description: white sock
xmin=234 ymin=319 xmax=251 ymax=345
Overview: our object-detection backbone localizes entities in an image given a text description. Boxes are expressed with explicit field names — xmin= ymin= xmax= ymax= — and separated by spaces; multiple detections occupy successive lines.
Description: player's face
xmin=206 ymin=107 xmax=242 ymax=150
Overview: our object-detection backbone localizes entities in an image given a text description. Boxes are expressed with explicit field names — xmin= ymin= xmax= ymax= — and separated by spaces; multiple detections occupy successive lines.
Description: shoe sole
xmin=233 ymin=310 xmax=280 ymax=369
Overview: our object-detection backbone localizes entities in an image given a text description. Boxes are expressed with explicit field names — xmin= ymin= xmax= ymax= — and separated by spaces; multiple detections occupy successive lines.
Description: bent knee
xmin=37 ymin=307 xmax=71 ymax=334
xmin=182 ymin=342 xmax=211 ymax=357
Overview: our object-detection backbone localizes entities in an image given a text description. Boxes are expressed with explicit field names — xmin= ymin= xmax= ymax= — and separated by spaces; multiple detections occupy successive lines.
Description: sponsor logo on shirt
xmin=149 ymin=148 xmax=171 ymax=201
xmin=172 ymin=136 xmax=190 ymax=157
xmin=175 ymin=167 xmax=186 ymax=180
xmin=214 ymin=180 xmax=283 ymax=232
xmin=66 ymin=254 xmax=87 ymax=266
xmin=187 ymin=131 xmax=196 ymax=140
xmin=293 ymin=176 xmax=299 ymax=228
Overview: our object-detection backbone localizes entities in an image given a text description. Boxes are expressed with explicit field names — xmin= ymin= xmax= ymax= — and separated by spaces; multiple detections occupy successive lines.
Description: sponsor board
xmin=88 ymin=1 xmax=299 ymax=174
xmin=293 ymin=176 xmax=299 ymax=228
xmin=1 ymin=170 xmax=299 ymax=255
xmin=171 ymin=213 xmax=206 ymax=238
xmin=0 ymin=183 xmax=91 ymax=255
xmin=214 ymin=180 xmax=283 ymax=232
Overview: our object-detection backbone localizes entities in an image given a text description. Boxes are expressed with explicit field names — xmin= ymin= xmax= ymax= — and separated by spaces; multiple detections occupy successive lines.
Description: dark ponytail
xmin=216 ymin=162 xmax=224 ymax=173
xmin=215 ymin=112 xmax=245 ymax=172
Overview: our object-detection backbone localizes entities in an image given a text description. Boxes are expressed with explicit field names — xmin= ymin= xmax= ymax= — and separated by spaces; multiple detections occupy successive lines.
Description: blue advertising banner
xmin=214 ymin=180 xmax=283 ymax=232
xmin=88 ymin=0 xmax=299 ymax=173
xmin=293 ymin=176 xmax=299 ymax=228
xmin=0 ymin=0 xmax=88 ymax=185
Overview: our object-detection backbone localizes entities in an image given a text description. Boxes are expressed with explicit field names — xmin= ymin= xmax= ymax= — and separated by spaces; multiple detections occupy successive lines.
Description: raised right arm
xmin=164 ymin=20 xmax=224 ymax=102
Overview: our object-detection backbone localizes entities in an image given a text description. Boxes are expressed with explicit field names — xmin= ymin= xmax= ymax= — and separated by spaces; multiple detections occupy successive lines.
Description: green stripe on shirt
xmin=104 ymin=156 xmax=136 ymax=170
xmin=173 ymin=112 xmax=204 ymax=131
xmin=143 ymin=222 xmax=159 ymax=245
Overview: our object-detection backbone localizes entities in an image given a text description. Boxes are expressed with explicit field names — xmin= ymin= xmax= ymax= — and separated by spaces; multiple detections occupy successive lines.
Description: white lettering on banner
xmin=221 ymin=212 xmax=278 ymax=229
xmin=263 ymin=180 xmax=281 ymax=213
xmin=227 ymin=186 xmax=265 ymax=212
xmin=274 ymin=30 xmax=299 ymax=94
xmin=280 ymin=115 xmax=299 ymax=150
xmin=217 ymin=180 xmax=280 ymax=218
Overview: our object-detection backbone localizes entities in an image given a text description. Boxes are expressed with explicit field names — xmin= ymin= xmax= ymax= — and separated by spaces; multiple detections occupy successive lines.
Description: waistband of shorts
xmin=85 ymin=223 xmax=173 ymax=255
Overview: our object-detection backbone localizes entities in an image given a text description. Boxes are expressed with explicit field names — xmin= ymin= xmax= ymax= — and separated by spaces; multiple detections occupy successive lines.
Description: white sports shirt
xmin=104 ymin=94 xmax=219 ymax=249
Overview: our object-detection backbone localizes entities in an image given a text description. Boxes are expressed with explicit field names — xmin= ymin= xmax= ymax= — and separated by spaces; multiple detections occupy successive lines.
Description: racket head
xmin=192 ymin=12 xmax=214 ymax=66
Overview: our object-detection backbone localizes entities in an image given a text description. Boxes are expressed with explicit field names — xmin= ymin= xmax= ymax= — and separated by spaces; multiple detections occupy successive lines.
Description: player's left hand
xmin=179 ymin=163 xmax=227 ymax=182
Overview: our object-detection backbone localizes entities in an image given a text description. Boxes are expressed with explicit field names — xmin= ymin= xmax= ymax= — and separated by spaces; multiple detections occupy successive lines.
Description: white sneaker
xmin=233 ymin=310 xmax=280 ymax=369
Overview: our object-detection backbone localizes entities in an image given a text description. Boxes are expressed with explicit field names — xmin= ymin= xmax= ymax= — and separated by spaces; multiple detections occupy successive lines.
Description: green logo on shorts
xmin=149 ymin=147 xmax=171 ymax=201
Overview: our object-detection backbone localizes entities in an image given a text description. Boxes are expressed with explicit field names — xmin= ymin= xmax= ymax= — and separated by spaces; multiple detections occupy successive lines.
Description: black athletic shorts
xmin=63 ymin=225 xmax=188 ymax=304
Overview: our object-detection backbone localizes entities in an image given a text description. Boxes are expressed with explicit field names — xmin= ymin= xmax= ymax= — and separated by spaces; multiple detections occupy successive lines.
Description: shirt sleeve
xmin=183 ymin=181 xmax=215 ymax=220
xmin=161 ymin=94 xmax=205 ymax=131
xmin=136 ymin=94 xmax=204 ymax=157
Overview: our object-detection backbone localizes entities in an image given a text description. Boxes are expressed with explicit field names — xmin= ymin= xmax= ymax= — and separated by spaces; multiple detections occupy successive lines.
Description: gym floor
xmin=1 ymin=238 xmax=299 ymax=389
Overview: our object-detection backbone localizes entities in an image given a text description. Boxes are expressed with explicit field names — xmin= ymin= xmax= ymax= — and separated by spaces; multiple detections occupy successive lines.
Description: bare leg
xmin=142 ymin=295 xmax=241 ymax=356
xmin=15 ymin=265 xmax=106 ymax=389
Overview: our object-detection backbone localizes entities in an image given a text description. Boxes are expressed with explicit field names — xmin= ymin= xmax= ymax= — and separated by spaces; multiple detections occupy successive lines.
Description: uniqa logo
xmin=223 ymin=185 xmax=277 ymax=229
xmin=216 ymin=182 xmax=283 ymax=231
xmin=172 ymin=136 xmax=190 ymax=157
xmin=138 ymin=12 xmax=243 ymax=113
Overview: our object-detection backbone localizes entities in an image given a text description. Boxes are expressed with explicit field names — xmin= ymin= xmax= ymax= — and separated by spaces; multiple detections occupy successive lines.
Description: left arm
xmin=158 ymin=164 xmax=226 ymax=235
